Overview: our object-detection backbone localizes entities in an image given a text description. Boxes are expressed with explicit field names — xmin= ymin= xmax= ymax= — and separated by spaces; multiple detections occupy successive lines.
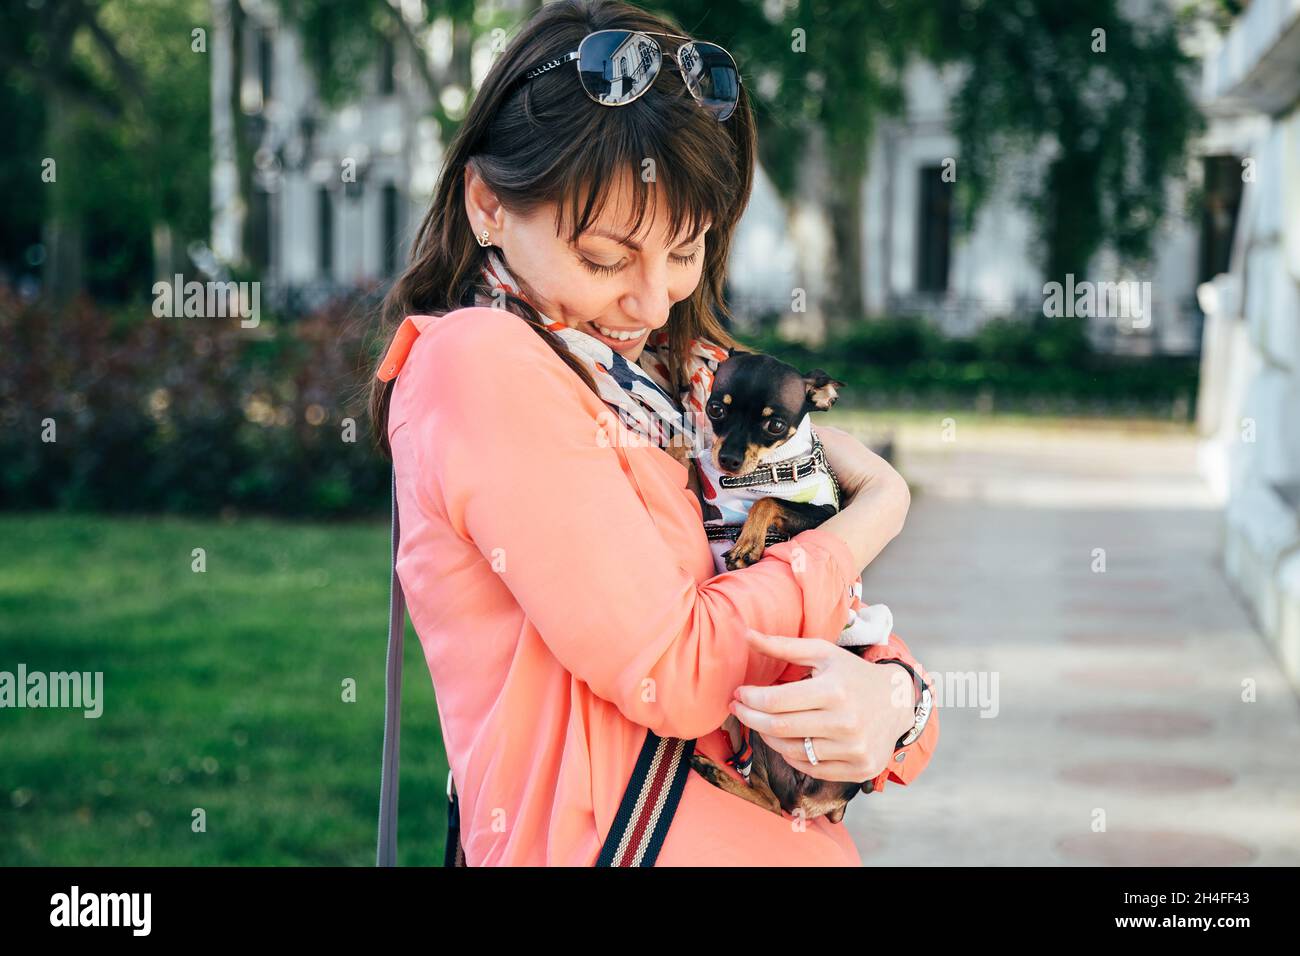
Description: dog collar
xmin=715 ymin=428 xmax=841 ymax=509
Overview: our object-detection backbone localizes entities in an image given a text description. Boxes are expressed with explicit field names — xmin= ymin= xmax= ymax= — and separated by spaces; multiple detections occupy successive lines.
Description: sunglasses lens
xmin=676 ymin=41 xmax=740 ymax=121
xmin=578 ymin=30 xmax=662 ymax=106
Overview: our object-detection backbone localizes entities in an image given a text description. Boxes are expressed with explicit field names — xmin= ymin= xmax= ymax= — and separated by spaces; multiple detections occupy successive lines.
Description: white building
xmin=867 ymin=60 xmax=1217 ymax=355
xmin=209 ymin=0 xmax=445 ymax=312
xmin=1195 ymin=0 xmax=1300 ymax=691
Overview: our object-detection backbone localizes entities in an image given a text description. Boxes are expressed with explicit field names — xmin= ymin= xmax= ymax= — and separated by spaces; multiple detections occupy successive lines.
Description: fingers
xmin=730 ymin=701 xmax=869 ymax=775
xmin=730 ymin=697 xmax=847 ymax=762
xmin=730 ymin=695 xmax=846 ymax=738
xmin=741 ymin=627 xmax=835 ymax=670
xmin=764 ymin=733 xmax=885 ymax=782
xmin=733 ymin=674 xmax=834 ymax=714
xmin=768 ymin=744 xmax=869 ymax=783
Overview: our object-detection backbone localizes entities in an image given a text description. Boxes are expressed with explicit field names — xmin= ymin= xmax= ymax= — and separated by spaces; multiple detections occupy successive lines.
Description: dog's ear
xmin=803 ymin=369 xmax=845 ymax=411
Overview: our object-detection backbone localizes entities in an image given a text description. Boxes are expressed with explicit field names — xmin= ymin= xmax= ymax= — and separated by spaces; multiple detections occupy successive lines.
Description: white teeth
xmin=593 ymin=323 xmax=647 ymax=342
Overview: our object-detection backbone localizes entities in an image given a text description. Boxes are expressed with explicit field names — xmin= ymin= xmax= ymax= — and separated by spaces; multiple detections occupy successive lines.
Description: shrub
xmin=734 ymin=314 xmax=1197 ymax=416
xmin=0 ymin=288 xmax=390 ymax=516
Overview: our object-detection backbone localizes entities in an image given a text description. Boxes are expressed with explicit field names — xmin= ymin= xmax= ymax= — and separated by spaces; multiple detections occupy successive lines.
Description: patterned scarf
xmin=476 ymin=249 xmax=728 ymax=459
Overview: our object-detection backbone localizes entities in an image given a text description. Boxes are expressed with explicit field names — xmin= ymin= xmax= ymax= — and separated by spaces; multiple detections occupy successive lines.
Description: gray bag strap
xmin=376 ymin=465 xmax=405 ymax=866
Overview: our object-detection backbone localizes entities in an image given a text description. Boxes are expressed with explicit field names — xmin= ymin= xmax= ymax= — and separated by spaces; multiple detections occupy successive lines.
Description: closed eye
xmin=577 ymin=247 xmax=701 ymax=277
xmin=577 ymin=256 xmax=625 ymax=277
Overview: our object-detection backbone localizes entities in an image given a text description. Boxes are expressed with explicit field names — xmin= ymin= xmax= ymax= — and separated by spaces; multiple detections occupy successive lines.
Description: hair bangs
xmin=550 ymin=100 xmax=736 ymax=249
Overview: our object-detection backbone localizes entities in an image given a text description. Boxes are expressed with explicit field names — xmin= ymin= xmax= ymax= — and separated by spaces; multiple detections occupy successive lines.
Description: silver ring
xmin=804 ymin=736 xmax=818 ymax=765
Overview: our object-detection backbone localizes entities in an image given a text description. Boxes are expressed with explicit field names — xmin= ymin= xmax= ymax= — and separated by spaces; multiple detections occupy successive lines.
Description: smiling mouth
xmin=586 ymin=321 xmax=649 ymax=345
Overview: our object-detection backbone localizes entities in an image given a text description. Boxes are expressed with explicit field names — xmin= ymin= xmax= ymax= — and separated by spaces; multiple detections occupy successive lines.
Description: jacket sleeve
xmin=862 ymin=632 xmax=940 ymax=791
xmin=397 ymin=308 xmax=859 ymax=741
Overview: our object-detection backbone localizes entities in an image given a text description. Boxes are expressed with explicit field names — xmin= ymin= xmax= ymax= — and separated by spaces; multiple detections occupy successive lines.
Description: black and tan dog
xmin=688 ymin=351 xmax=876 ymax=823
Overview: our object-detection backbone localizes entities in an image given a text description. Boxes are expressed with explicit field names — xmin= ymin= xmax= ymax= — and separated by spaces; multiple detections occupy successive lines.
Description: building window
xmin=1198 ymin=155 xmax=1244 ymax=284
xmin=916 ymin=164 xmax=953 ymax=293
xmin=318 ymin=187 xmax=333 ymax=279
xmin=249 ymin=185 xmax=271 ymax=274
xmin=378 ymin=36 xmax=396 ymax=95
xmin=258 ymin=29 xmax=274 ymax=105
xmin=382 ymin=183 xmax=401 ymax=276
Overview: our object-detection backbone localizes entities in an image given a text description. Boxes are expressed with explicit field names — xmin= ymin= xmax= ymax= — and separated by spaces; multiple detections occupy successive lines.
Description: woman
xmin=369 ymin=0 xmax=938 ymax=866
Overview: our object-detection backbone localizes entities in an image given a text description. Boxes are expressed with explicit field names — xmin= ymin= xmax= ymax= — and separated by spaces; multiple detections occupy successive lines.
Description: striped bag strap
xmin=379 ymin=465 xmax=694 ymax=867
xmin=442 ymin=731 xmax=694 ymax=867
xmin=596 ymin=731 xmax=695 ymax=867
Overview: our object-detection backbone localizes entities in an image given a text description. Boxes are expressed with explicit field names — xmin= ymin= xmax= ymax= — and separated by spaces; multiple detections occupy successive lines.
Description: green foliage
xmin=0 ymin=67 xmax=46 ymax=283
xmin=910 ymin=0 xmax=1204 ymax=278
xmin=275 ymin=0 xmax=484 ymax=143
xmin=0 ymin=289 xmax=391 ymax=516
xmin=283 ymin=0 xmax=392 ymax=107
xmin=652 ymin=0 xmax=909 ymax=197
xmin=740 ymin=316 xmax=1198 ymax=417
xmin=0 ymin=0 xmax=211 ymax=299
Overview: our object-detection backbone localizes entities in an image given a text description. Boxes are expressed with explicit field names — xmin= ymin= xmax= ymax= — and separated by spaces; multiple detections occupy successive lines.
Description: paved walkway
xmin=839 ymin=420 xmax=1300 ymax=865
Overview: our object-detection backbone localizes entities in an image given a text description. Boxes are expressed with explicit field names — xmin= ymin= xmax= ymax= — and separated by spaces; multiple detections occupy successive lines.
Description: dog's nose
xmin=719 ymin=451 xmax=744 ymax=473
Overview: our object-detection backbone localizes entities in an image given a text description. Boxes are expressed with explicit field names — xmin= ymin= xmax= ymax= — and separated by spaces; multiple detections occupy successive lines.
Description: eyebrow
xmin=584 ymin=227 xmax=708 ymax=252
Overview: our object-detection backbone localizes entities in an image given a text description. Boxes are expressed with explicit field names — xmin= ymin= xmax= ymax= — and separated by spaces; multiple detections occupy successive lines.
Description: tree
xmin=908 ymin=0 xmax=1203 ymax=280
xmin=275 ymin=0 xmax=501 ymax=145
xmin=0 ymin=0 xmax=210 ymax=302
xmin=654 ymin=0 xmax=911 ymax=338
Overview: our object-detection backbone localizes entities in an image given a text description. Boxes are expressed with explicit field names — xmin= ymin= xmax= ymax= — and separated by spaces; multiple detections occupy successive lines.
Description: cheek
xmin=547 ymin=264 xmax=623 ymax=319
xmin=510 ymin=239 xmax=613 ymax=317
xmin=670 ymin=260 xmax=706 ymax=303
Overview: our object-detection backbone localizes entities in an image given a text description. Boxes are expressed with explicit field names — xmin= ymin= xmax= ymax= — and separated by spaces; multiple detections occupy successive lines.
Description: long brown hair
xmin=368 ymin=0 xmax=757 ymax=457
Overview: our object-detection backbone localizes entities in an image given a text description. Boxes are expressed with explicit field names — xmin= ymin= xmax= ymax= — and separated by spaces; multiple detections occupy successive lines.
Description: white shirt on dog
xmin=696 ymin=413 xmax=892 ymax=648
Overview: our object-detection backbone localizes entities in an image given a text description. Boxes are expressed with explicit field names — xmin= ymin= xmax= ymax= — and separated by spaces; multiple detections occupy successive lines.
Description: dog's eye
xmin=763 ymin=419 xmax=787 ymax=436
xmin=706 ymin=402 xmax=726 ymax=421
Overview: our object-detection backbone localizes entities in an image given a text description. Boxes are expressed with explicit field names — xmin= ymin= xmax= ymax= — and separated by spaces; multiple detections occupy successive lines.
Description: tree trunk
xmin=211 ymin=0 xmax=247 ymax=270
xmin=777 ymin=126 xmax=831 ymax=348
xmin=41 ymin=84 xmax=82 ymax=304
xmin=152 ymin=221 xmax=175 ymax=282
xmin=824 ymin=135 xmax=866 ymax=337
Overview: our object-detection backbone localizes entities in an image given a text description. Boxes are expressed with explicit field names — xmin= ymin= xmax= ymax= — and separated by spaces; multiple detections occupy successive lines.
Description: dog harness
xmin=696 ymin=414 xmax=894 ymax=651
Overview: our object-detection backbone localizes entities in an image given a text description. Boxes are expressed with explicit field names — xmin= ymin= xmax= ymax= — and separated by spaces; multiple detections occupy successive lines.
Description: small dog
xmin=687 ymin=350 xmax=892 ymax=823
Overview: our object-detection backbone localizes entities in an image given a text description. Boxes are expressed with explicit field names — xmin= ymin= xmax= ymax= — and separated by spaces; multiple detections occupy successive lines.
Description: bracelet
xmin=874 ymin=658 xmax=930 ymax=748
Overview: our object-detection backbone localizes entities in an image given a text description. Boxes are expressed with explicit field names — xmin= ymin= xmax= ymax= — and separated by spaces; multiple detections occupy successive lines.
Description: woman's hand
xmin=730 ymin=628 xmax=917 ymax=784
xmin=814 ymin=424 xmax=911 ymax=573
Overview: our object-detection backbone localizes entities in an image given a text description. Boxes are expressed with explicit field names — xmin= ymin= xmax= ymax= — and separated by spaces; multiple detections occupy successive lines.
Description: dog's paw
xmin=723 ymin=540 xmax=763 ymax=570
xmin=689 ymin=753 xmax=727 ymax=786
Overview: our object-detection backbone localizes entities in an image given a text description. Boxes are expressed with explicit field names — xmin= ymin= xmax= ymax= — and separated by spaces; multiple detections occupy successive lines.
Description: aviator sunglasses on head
xmin=517 ymin=28 xmax=742 ymax=122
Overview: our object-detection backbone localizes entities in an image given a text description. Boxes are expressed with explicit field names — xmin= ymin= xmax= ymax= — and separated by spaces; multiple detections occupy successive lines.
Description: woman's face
xmin=465 ymin=165 xmax=709 ymax=363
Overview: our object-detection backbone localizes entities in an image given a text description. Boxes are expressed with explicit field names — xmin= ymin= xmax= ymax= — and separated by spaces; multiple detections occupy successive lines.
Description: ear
xmin=463 ymin=161 xmax=506 ymax=236
xmin=803 ymin=369 xmax=845 ymax=411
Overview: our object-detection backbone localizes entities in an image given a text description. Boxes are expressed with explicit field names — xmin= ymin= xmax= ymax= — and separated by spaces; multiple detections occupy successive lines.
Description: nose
xmin=718 ymin=449 xmax=744 ymax=473
xmin=619 ymin=258 xmax=672 ymax=328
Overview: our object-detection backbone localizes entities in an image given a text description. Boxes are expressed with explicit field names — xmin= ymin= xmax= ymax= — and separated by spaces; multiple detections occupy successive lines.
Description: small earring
xmin=476 ymin=229 xmax=491 ymax=248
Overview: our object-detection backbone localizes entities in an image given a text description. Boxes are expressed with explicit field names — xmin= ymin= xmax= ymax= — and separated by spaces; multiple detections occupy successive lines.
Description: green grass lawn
xmin=0 ymin=513 xmax=447 ymax=865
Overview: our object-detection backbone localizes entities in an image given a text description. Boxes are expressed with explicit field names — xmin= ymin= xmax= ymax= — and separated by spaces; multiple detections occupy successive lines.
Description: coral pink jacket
xmin=383 ymin=306 xmax=938 ymax=866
